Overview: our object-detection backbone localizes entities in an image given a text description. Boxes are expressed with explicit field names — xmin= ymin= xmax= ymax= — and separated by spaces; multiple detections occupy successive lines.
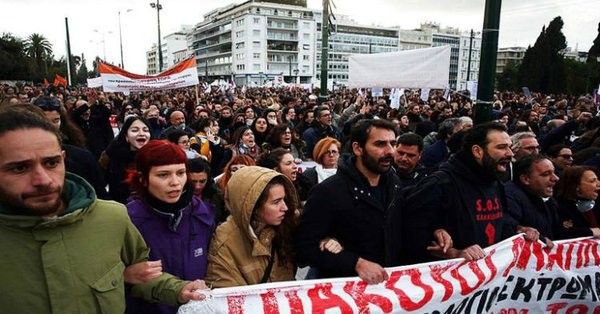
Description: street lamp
xmin=293 ymin=68 xmax=299 ymax=84
xmin=93 ymin=29 xmax=113 ymax=61
xmin=118 ymin=9 xmax=133 ymax=69
xmin=149 ymin=1 xmax=163 ymax=72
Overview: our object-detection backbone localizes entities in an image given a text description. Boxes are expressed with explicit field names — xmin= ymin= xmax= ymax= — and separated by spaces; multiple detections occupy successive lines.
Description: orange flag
xmin=43 ymin=78 xmax=49 ymax=86
xmin=54 ymin=74 xmax=68 ymax=86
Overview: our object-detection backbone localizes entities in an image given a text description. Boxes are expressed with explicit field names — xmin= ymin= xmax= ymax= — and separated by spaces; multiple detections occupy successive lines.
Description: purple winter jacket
xmin=125 ymin=195 xmax=215 ymax=314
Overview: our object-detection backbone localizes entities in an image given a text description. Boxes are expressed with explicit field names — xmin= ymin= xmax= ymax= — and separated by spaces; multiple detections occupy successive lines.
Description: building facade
xmin=457 ymin=30 xmax=482 ymax=91
xmin=147 ymin=0 xmax=490 ymax=91
xmin=496 ymin=47 xmax=526 ymax=74
xmin=188 ymin=0 xmax=316 ymax=85
xmin=146 ymin=44 xmax=158 ymax=75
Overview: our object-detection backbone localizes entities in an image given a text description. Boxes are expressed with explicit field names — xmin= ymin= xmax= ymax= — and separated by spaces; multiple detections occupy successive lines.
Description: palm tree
xmin=24 ymin=33 xmax=52 ymax=77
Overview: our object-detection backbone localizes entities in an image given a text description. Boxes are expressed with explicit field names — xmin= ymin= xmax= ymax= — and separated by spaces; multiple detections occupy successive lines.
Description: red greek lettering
xmin=429 ymin=264 xmax=454 ymax=301
xmin=565 ymin=244 xmax=575 ymax=270
xmin=227 ymin=295 xmax=246 ymax=314
xmin=503 ymin=237 xmax=526 ymax=277
xmin=307 ymin=283 xmax=353 ymax=314
xmin=450 ymin=261 xmax=486 ymax=295
xmin=261 ymin=291 xmax=279 ymax=314
xmin=546 ymin=302 xmax=568 ymax=314
xmin=343 ymin=281 xmax=393 ymax=313
xmin=284 ymin=290 xmax=304 ymax=313
xmin=385 ymin=269 xmax=433 ymax=311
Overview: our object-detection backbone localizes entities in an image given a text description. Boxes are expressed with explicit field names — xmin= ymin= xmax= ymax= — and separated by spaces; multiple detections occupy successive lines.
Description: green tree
xmin=496 ymin=60 xmax=520 ymax=91
xmin=23 ymin=33 xmax=53 ymax=80
xmin=587 ymin=22 xmax=600 ymax=63
xmin=76 ymin=53 xmax=89 ymax=85
xmin=518 ymin=17 xmax=567 ymax=93
xmin=0 ymin=33 xmax=32 ymax=80
xmin=564 ymin=58 xmax=587 ymax=95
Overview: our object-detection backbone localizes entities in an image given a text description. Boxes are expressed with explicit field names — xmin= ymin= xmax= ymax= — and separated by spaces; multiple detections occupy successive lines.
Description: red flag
xmin=54 ymin=74 xmax=67 ymax=87
xmin=43 ymin=78 xmax=49 ymax=86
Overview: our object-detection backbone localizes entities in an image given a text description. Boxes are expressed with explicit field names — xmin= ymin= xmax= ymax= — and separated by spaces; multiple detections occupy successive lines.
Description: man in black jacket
xmin=403 ymin=122 xmax=540 ymax=263
xmin=295 ymin=119 xmax=401 ymax=284
xmin=505 ymin=154 xmax=560 ymax=244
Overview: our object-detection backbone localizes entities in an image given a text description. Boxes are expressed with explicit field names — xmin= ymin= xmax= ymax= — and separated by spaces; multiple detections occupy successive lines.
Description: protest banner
xmin=86 ymin=77 xmax=102 ymax=88
xmin=99 ymin=57 xmax=199 ymax=92
xmin=348 ymin=46 xmax=450 ymax=89
xmin=179 ymin=236 xmax=600 ymax=314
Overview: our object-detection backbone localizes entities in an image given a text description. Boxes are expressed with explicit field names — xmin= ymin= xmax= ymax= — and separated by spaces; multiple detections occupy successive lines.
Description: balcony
xmin=267 ymin=42 xmax=298 ymax=52
xmin=266 ymin=22 xmax=298 ymax=30
xmin=267 ymin=34 xmax=298 ymax=42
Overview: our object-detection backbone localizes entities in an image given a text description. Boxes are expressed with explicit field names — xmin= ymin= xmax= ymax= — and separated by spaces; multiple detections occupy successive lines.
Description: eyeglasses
xmin=558 ymin=154 xmax=573 ymax=159
xmin=325 ymin=149 xmax=339 ymax=156
xmin=34 ymin=98 xmax=60 ymax=110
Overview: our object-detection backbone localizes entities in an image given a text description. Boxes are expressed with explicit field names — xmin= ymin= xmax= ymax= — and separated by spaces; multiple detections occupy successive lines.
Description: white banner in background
xmin=179 ymin=236 xmax=600 ymax=314
xmin=348 ymin=45 xmax=451 ymax=89
xmin=86 ymin=77 xmax=103 ymax=88
xmin=99 ymin=58 xmax=199 ymax=92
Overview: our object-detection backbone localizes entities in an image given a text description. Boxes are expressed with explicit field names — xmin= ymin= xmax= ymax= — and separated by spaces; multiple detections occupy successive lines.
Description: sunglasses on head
xmin=35 ymin=98 xmax=61 ymax=110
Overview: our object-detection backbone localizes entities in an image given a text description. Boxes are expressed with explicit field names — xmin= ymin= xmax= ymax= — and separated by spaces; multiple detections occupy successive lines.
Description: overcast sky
xmin=2 ymin=0 xmax=599 ymax=75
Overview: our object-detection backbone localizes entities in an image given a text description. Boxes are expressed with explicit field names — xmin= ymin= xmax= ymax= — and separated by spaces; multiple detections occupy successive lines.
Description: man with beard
xmin=295 ymin=119 xmax=405 ymax=284
xmin=402 ymin=122 xmax=540 ymax=264
xmin=0 ymin=107 xmax=207 ymax=312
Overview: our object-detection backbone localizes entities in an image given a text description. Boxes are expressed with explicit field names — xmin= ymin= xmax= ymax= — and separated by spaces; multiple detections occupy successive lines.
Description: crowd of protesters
xmin=1 ymin=81 xmax=600 ymax=312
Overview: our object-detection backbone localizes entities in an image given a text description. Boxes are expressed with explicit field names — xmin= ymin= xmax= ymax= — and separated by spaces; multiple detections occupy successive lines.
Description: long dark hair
xmin=555 ymin=166 xmax=598 ymax=201
xmin=251 ymin=175 xmax=298 ymax=265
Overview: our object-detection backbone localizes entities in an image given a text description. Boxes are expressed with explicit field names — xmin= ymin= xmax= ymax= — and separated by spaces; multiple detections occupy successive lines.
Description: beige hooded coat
xmin=205 ymin=166 xmax=297 ymax=288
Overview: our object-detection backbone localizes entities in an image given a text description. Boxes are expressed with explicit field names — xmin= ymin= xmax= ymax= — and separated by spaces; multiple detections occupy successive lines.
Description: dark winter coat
xmin=504 ymin=180 xmax=561 ymax=240
xmin=402 ymin=150 xmax=516 ymax=264
xmin=294 ymin=155 xmax=403 ymax=279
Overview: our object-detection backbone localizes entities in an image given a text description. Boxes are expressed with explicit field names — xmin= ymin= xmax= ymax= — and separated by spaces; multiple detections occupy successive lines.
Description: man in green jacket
xmin=0 ymin=106 xmax=207 ymax=313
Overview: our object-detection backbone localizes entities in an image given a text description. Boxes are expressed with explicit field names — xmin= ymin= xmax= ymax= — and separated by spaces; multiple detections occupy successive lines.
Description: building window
xmin=303 ymin=33 xmax=310 ymax=40
xmin=236 ymin=64 xmax=245 ymax=70
xmin=254 ymin=17 xmax=260 ymax=24
xmin=303 ymin=55 xmax=309 ymax=61
xmin=236 ymin=31 xmax=244 ymax=38
xmin=253 ymin=29 xmax=261 ymax=36
xmin=253 ymin=64 xmax=260 ymax=70
xmin=253 ymin=41 xmax=261 ymax=48
xmin=236 ymin=53 xmax=245 ymax=60
xmin=235 ymin=42 xmax=245 ymax=49
xmin=303 ymin=22 xmax=310 ymax=29
xmin=253 ymin=53 xmax=260 ymax=59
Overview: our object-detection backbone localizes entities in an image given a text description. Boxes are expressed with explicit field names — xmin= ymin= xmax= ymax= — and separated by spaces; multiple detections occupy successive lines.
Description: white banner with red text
xmin=178 ymin=235 xmax=600 ymax=314
xmin=99 ymin=58 xmax=199 ymax=92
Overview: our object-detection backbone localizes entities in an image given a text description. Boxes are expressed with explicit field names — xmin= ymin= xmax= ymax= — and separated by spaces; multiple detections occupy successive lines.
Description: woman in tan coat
xmin=205 ymin=166 xmax=298 ymax=287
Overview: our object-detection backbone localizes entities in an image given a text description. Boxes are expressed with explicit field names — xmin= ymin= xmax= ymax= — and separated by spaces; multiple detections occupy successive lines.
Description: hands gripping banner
xmin=99 ymin=58 xmax=199 ymax=92
xmin=179 ymin=236 xmax=600 ymax=313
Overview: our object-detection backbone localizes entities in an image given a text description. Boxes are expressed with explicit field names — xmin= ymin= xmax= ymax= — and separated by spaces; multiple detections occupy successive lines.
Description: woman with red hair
xmin=125 ymin=140 xmax=215 ymax=314
xmin=303 ymin=137 xmax=342 ymax=186
xmin=212 ymin=154 xmax=256 ymax=225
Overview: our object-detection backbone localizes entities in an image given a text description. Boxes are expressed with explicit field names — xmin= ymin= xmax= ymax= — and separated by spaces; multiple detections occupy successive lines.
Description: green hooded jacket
xmin=0 ymin=173 xmax=187 ymax=313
